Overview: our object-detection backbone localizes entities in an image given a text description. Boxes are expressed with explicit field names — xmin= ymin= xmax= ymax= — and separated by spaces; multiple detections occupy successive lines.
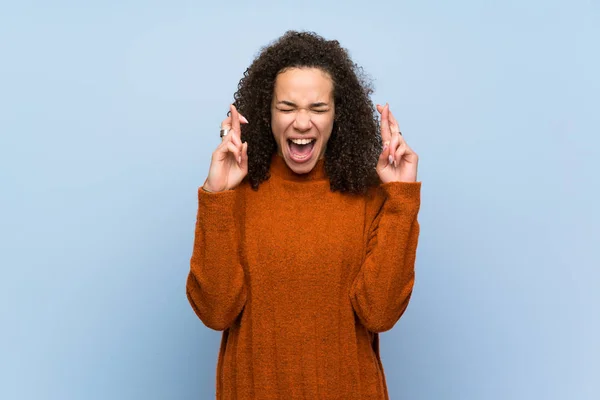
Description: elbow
xmin=198 ymin=311 xmax=240 ymax=331
xmin=367 ymin=317 xmax=400 ymax=333
xmin=351 ymin=289 xmax=413 ymax=333
xmin=356 ymin=310 xmax=404 ymax=333
xmin=186 ymin=275 xmax=247 ymax=331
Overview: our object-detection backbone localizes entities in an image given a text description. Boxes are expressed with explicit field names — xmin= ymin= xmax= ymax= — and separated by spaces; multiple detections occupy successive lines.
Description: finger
xmin=398 ymin=133 xmax=413 ymax=157
xmin=389 ymin=137 xmax=399 ymax=166
xmin=220 ymin=115 xmax=232 ymax=142
xmin=226 ymin=141 xmax=242 ymax=165
xmin=401 ymin=141 xmax=418 ymax=160
xmin=220 ymin=133 xmax=242 ymax=156
xmin=392 ymin=133 xmax=407 ymax=167
xmin=380 ymin=103 xmax=391 ymax=146
xmin=240 ymin=141 xmax=248 ymax=170
xmin=221 ymin=115 xmax=232 ymax=130
xmin=378 ymin=104 xmax=402 ymax=136
xmin=388 ymin=132 xmax=400 ymax=166
xmin=228 ymin=129 xmax=242 ymax=147
xmin=231 ymin=104 xmax=242 ymax=140
xmin=386 ymin=105 xmax=403 ymax=165
xmin=394 ymin=141 xmax=407 ymax=167
xmin=218 ymin=125 xmax=241 ymax=145
xmin=212 ymin=133 xmax=232 ymax=163
xmin=377 ymin=140 xmax=391 ymax=171
xmin=215 ymin=129 xmax=233 ymax=153
xmin=388 ymin=110 xmax=401 ymax=136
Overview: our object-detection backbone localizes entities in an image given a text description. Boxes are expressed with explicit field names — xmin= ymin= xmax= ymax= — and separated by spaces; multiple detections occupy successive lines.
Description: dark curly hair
xmin=233 ymin=30 xmax=382 ymax=194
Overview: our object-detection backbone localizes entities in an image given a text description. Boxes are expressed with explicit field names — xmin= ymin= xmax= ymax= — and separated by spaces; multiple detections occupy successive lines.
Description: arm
xmin=349 ymin=181 xmax=421 ymax=333
xmin=186 ymin=187 xmax=247 ymax=331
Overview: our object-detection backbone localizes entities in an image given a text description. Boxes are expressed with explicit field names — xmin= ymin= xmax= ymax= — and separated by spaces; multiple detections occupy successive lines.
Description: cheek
xmin=271 ymin=114 xmax=293 ymax=134
xmin=270 ymin=116 xmax=287 ymax=147
xmin=315 ymin=115 xmax=335 ymax=134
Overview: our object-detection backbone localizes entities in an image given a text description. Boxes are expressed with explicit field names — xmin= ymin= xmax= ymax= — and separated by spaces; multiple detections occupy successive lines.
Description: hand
xmin=375 ymin=103 xmax=418 ymax=183
xmin=203 ymin=104 xmax=249 ymax=192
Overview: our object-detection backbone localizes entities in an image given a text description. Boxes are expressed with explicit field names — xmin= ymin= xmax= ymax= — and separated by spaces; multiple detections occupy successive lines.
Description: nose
xmin=293 ymin=109 xmax=311 ymax=132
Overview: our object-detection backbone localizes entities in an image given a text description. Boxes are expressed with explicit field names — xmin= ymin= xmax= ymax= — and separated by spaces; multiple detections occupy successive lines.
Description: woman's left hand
xmin=376 ymin=103 xmax=419 ymax=183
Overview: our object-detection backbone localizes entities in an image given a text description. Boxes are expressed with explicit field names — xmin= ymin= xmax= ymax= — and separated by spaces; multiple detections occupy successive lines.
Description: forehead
xmin=273 ymin=67 xmax=333 ymax=101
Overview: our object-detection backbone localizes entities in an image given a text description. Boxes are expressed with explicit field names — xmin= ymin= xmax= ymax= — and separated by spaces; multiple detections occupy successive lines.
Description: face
xmin=271 ymin=67 xmax=335 ymax=174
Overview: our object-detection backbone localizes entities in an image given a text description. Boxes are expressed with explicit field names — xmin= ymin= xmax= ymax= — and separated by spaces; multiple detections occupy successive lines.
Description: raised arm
xmin=186 ymin=104 xmax=249 ymax=331
xmin=350 ymin=103 xmax=421 ymax=332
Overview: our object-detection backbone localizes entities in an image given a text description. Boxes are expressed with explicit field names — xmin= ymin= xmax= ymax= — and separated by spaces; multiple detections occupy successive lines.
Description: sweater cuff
xmin=380 ymin=181 xmax=421 ymax=199
xmin=197 ymin=187 xmax=237 ymax=211
xmin=379 ymin=181 xmax=421 ymax=212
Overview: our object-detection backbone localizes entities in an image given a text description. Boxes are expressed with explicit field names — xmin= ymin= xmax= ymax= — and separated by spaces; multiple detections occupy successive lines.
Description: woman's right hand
xmin=203 ymin=105 xmax=249 ymax=193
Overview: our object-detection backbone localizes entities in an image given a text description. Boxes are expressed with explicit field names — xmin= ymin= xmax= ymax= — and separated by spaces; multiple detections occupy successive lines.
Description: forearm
xmin=350 ymin=181 xmax=421 ymax=333
xmin=186 ymin=188 xmax=247 ymax=331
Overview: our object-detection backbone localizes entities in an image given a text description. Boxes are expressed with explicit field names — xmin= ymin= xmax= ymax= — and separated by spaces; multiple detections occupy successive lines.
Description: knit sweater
xmin=187 ymin=153 xmax=421 ymax=399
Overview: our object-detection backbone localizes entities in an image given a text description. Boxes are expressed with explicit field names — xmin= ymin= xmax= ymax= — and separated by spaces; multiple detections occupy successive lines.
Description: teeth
xmin=290 ymin=138 xmax=315 ymax=145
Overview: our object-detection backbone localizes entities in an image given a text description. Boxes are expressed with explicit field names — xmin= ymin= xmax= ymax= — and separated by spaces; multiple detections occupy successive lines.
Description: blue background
xmin=1 ymin=1 xmax=598 ymax=399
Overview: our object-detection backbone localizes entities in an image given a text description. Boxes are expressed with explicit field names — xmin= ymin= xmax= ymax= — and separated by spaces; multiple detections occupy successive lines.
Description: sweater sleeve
xmin=349 ymin=181 xmax=421 ymax=333
xmin=186 ymin=187 xmax=247 ymax=331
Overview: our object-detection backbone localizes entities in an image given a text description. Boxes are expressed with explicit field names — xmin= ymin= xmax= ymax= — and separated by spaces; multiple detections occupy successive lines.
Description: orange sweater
xmin=187 ymin=154 xmax=421 ymax=399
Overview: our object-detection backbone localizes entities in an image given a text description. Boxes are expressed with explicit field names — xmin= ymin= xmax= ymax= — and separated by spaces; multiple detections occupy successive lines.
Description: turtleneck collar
xmin=269 ymin=153 xmax=327 ymax=182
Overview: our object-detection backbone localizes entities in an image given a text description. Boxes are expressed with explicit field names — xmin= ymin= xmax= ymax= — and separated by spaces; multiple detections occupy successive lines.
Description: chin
xmin=286 ymin=159 xmax=317 ymax=174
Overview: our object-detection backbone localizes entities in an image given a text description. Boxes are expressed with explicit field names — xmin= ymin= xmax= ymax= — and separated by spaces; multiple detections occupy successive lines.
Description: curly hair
xmin=233 ymin=30 xmax=382 ymax=194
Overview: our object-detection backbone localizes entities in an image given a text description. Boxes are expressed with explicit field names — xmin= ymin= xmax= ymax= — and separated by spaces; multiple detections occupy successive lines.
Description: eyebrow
xmin=276 ymin=101 xmax=330 ymax=108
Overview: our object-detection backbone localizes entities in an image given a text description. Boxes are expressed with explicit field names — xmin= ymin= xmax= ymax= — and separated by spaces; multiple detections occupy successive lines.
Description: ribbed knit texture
xmin=187 ymin=153 xmax=421 ymax=399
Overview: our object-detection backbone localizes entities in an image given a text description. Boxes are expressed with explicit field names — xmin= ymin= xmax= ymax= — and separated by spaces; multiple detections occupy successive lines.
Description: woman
xmin=187 ymin=31 xmax=421 ymax=399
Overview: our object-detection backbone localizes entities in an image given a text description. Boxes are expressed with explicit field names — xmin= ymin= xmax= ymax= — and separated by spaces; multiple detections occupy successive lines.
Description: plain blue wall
xmin=1 ymin=1 xmax=598 ymax=399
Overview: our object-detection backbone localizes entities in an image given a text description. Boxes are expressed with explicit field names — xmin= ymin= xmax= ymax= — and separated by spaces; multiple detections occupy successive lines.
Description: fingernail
xmin=388 ymin=155 xmax=394 ymax=165
xmin=393 ymin=160 xmax=397 ymax=167
xmin=240 ymin=115 xmax=249 ymax=123
xmin=238 ymin=156 xmax=242 ymax=164
xmin=383 ymin=141 xmax=389 ymax=150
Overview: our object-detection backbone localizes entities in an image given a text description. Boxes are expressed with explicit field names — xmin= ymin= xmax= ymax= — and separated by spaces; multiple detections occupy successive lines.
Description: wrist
xmin=202 ymin=180 xmax=217 ymax=193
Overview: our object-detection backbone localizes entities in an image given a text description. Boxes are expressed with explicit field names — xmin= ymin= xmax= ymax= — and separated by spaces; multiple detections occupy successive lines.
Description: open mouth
xmin=287 ymin=138 xmax=316 ymax=163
